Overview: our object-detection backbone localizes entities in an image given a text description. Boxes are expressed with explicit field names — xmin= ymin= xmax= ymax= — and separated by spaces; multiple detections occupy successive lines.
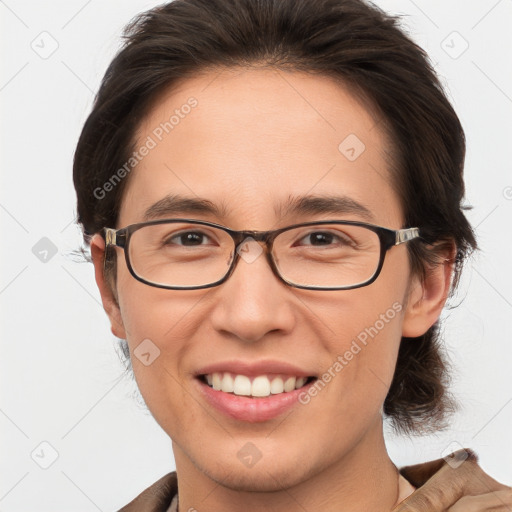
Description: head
xmin=73 ymin=0 xmax=476 ymax=491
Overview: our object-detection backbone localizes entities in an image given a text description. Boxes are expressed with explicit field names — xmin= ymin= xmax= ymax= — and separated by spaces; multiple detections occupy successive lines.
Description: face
xmin=93 ymin=67 xmax=440 ymax=492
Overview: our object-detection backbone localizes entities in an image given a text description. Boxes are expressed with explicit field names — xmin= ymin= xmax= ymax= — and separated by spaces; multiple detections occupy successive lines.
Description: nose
xmin=209 ymin=238 xmax=295 ymax=343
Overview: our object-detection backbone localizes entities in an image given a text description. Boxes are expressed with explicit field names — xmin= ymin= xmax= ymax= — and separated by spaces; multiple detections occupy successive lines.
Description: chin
xmin=200 ymin=453 xmax=317 ymax=493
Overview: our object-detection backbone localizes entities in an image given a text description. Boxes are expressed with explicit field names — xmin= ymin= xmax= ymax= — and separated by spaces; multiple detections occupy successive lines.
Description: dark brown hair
xmin=73 ymin=0 xmax=477 ymax=434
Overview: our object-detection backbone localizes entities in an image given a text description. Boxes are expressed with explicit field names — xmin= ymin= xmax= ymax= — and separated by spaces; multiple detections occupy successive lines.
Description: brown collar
xmin=117 ymin=471 xmax=177 ymax=512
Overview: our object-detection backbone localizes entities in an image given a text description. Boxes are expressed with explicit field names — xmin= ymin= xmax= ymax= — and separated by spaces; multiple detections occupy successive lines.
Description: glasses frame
xmin=103 ymin=218 xmax=420 ymax=291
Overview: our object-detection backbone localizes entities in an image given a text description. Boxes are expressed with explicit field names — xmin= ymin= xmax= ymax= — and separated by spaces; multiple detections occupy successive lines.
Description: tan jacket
xmin=117 ymin=449 xmax=508 ymax=511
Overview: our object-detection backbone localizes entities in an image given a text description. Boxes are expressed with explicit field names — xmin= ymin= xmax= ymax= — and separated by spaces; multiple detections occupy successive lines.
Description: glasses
xmin=103 ymin=219 xmax=420 ymax=291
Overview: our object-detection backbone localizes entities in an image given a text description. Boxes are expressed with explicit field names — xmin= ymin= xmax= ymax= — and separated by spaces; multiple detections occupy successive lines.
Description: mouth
xmin=197 ymin=372 xmax=318 ymax=399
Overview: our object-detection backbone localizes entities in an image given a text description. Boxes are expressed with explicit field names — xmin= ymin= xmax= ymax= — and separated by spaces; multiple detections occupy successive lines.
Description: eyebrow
xmin=142 ymin=193 xmax=375 ymax=223
xmin=143 ymin=194 xmax=229 ymax=221
xmin=277 ymin=194 xmax=375 ymax=222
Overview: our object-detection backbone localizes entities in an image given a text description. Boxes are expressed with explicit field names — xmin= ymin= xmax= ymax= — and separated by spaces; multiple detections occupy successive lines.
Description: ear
xmin=90 ymin=234 xmax=127 ymax=339
xmin=401 ymin=241 xmax=456 ymax=338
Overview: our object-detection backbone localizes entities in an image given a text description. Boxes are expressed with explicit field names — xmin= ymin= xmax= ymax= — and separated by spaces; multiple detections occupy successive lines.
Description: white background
xmin=1 ymin=1 xmax=511 ymax=510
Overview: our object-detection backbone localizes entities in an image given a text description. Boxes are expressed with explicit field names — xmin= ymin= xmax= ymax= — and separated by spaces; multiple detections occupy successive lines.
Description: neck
xmin=173 ymin=418 xmax=404 ymax=512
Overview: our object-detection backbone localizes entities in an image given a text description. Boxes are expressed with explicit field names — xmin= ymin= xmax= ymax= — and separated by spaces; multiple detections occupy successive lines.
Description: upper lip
xmin=195 ymin=359 xmax=316 ymax=378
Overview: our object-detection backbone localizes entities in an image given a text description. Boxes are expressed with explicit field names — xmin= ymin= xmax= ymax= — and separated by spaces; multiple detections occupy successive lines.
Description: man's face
xmin=101 ymin=68 xmax=420 ymax=490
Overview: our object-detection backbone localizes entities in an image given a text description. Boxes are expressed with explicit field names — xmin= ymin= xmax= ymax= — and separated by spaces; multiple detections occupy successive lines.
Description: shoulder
xmin=117 ymin=471 xmax=177 ymax=512
xmin=396 ymin=448 xmax=511 ymax=511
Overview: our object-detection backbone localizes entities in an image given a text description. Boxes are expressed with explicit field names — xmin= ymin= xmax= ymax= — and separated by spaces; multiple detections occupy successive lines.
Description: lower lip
xmin=195 ymin=377 xmax=316 ymax=423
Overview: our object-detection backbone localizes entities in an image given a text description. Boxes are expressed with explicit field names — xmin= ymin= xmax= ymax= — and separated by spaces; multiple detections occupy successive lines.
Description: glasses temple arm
xmin=104 ymin=227 xmax=117 ymax=247
xmin=395 ymin=227 xmax=420 ymax=245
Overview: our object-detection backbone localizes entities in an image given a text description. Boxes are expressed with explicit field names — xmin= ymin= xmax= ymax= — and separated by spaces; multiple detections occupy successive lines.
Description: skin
xmin=91 ymin=67 xmax=454 ymax=512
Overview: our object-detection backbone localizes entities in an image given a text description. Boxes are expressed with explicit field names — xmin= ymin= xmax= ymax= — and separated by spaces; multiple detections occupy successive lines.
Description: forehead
xmin=120 ymin=67 xmax=402 ymax=229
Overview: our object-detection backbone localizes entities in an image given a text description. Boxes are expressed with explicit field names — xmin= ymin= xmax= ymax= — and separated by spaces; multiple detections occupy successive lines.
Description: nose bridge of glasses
xmin=221 ymin=230 xmax=281 ymax=285
xmin=230 ymin=229 xmax=273 ymax=252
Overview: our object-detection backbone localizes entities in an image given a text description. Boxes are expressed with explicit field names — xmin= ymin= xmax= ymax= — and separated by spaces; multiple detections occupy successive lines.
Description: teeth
xmin=233 ymin=375 xmax=252 ymax=396
xmin=270 ymin=377 xmax=284 ymax=394
xmin=204 ymin=372 xmax=310 ymax=397
xmin=212 ymin=373 xmax=221 ymax=390
xmin=221 ymin=373 xmax=234 ymax=392
xmin=252 ymin=376 xmax=271 ymax=397
xmin=284 ymin=376 xmax=296 ymax=392
xmin=296 ymin=377 xmax=307 ymax=389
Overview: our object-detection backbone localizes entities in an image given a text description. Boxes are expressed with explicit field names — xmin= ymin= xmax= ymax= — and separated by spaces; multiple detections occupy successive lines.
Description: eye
xmin=295 ymin=230 xmax=354 ymax=248
xmin=164 ymin=230 xmax=214 ymax=247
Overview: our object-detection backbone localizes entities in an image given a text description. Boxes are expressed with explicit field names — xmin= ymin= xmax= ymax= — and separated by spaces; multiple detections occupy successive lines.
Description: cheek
xmin=306 ymin=314 xmax=403 ymax=453
xmin=116 ymin=256 xmax=200 ymax=344
xmin=116 ymin=283 xmax=203 ymax=430
xmin=331 ymin=301 xmax=404 ymax=391
xmin=313 ymin=259 xmax=409 ymax=411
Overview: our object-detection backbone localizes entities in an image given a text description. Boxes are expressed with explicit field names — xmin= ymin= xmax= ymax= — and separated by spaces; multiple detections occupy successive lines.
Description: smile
xmin=201 ymin=372 xmax=316 ymax=398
